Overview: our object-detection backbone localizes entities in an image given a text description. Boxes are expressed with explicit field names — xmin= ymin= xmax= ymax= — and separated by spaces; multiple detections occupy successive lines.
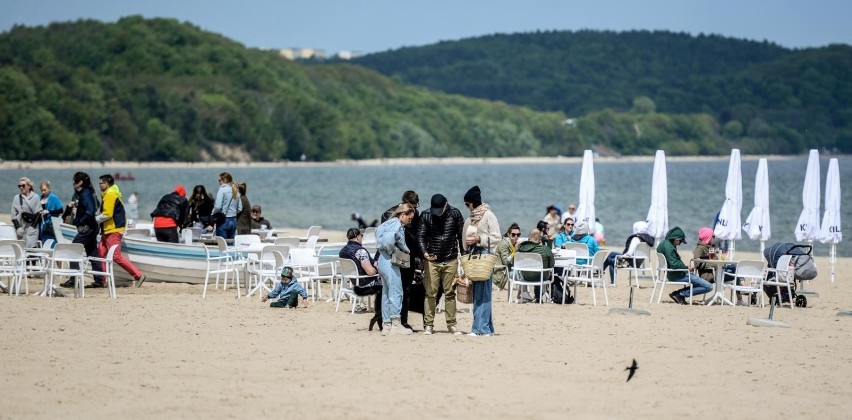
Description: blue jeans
xmin=674 ymin=272 xmax=713 ymax=297
xmin=603 ymin=252 xmax=618 ymax=284
xmin=215 ymin=216 xmax=237 ymax=239
xmin=378 ymin=253 xmax=403 ymax=322
xmin=471 ymin=279 xmax=494 ymax=334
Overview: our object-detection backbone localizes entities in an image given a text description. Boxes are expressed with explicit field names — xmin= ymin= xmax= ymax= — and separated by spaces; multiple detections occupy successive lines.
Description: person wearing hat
xmin=151 ymin=185 xmax=189 ymax=243
xmin=262 ymin=266 xmax=309 ymax=308
xmin=657 ymin=226 xmax=712 ymax=304
xmin=417 ymin=193 xmax=465 ymax=335
xmin=567 ymin=220 xmax=599 ymax=265
xmin=250 ymin=205 xmax=273 ymax=230
xmin=461 ymin=185 xmax=501 ymax=336
xmin=602 ymin=221 xmax=655 ymax=286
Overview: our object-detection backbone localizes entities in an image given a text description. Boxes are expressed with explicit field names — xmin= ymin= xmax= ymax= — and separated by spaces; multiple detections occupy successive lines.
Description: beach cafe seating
xmin=563 ymin=250 xmax=610 ymax=306
xmin=46 ymin=243 xmax=87 ymax=298
xmin=85 ymin=244 xmax=119 ymax=299
xmin=274 ymin=237 xmax=301 ymax=249
xmin=762 ymin=255 xmax=795 ymax=308
xmin=0 ymin=225 xmax=17 ymax=240
xmin=653 ymin=252 xmax=694 ymax=304
xmin=508 ymin=252 xmax=554 ymax=304
xmin=303 ymin=226 xmax=322 ymax=249
xmin=289 ymin=247 xmax=335 ymax=302
xmin=561 ymin=242 xmax=590 ymax=264
xmin=615 ymin=242 xmax=655 ymax=289
xmin=723 ymin=260 xmax=766 ymax=307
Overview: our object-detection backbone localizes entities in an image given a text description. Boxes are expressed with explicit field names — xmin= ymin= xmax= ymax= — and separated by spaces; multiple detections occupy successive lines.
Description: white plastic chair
xmin=289 ymin=247 xmax=335 ymax=302
xmin=615 ymin=242 xmax=655 ymax=289
xmin=303 ymin=225 xmax=322 ymax=249
xmin=0 ymin=225 xmax=17 ymax=240
xmin=274 ymin=237 xmax=301 ymax=249
xmin=201 ymin=238 xmax=241 ymax=299
xmin=762 ymin=255 xmax=795 ymax=309
xmin=654 ymin=252 xmax=694 ymax=304
xmin=336 ymin=258 xmax=375 ymax=313
xmin=245 ymin=249 xmax=286 ymax=299
xmin=0 ymin=242 xmax=26 ymax=295
xmin=85 ymin=244 xmax=119 ymax=299
xmin=563 ymin=250 xmax=610 ymax=306
xmin=47 ymin=243 xmax=87 ymax=298
xmin=723 ymin=260 xmax=765 ymax=307
xmin=508 ymin=252 xmax=554 ymax=304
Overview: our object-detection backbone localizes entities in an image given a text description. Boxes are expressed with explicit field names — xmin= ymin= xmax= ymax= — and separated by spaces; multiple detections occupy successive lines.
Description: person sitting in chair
xmin=249 ymin=205 xmax=273 ymax=230
xmin=339 ymin=227 xmax=379 ymax=314
xmin=516 ymin=228 xmax=555 ymax=303
xmin=658 ymin=226 xmax=713 ymax=305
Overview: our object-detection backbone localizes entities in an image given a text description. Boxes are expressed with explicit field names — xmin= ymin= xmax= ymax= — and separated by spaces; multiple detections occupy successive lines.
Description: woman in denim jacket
xmin=375 ymin=203 xmax=415 ymax=335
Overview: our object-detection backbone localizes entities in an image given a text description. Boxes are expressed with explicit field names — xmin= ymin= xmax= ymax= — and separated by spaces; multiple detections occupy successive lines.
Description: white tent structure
xmin=819 ymin=158 xmax=841 ymax=283
xmin=645 ymin=150 xmax=668 ymax=242
xmin=575 ymin=149 xmax=596 ymax=234
xmin=796 ymin=150 xmax=821 ymax=242
xmin=742 ymin=158 xmax=771 ymax=254
xmin=714 ymin=149 xmax=743 ymax=259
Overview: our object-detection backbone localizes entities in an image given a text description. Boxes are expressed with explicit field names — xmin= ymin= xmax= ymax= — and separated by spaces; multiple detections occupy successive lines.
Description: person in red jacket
xmin=152 ymin=185 xmax=189 ymax=243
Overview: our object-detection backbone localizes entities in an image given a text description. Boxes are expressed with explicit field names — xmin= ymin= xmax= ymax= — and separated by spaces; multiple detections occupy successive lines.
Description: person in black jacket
xmin=151 ymin=185 xmax=189 ymax=243
xmin=381 ymin=190 xmax=422 ymax=330
xmin=187 ymin=185 xmax=215 ymax=229
xmin=417 ymin=193 xmax=465 ymax=335
xmin=61 ymin=172 xmax=102 ymax=288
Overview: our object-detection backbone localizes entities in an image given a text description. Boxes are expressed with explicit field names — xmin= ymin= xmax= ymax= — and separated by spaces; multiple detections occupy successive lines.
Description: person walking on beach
xmin=262 ymin=267 xmax=309 ymax=308
xmin=151 ymin=185 xmax=189 ymax=243
xmin=461 ymin=186 xmax=501 ymax=336
xmin=376 ymin=203 xmax=415 ymax=335
xmin=657 ymin=226 xmax=712 ymax=304
xmin=10 ymin=176 xmax=43 ymax=248
xmin=211 ymin=172 xmax=241 ymax=240
xmin=62 ymin=172 xmax=102 ymax=288
xmin=381 ymin=190 xmax=422 ymax=330
xmin=37 ymin=180 xmax=64 ymax=246
xmin=417 ymin=194 xmax=465 ymax=335
xmin=96 ymin=174 xmax=146 ymax=287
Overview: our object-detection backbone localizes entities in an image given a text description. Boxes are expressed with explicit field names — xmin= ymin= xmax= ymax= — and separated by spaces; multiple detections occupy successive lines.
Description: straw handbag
xmin=460 ymin=242 xmax=499 ymax=281
xmin=455 ymin=275 xmax=474 ymax=304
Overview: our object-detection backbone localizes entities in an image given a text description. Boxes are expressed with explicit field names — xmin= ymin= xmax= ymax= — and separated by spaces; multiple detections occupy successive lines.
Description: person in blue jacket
xmin=262 ymin=267 xmax=309 ymax=308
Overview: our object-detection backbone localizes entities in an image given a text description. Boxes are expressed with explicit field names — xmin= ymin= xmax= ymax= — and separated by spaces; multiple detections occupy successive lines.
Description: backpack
xmin=550 ymin=277 xmax=574 ymax=304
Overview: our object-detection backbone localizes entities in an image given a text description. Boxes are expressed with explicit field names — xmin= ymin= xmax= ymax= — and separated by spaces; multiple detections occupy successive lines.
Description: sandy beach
xmin=2 ymin=216 xmax=851 ymax=419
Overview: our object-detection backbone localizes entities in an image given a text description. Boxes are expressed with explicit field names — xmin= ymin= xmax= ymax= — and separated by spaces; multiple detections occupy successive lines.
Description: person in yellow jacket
xmin=96 ymin=174 xmax=146 ymax=288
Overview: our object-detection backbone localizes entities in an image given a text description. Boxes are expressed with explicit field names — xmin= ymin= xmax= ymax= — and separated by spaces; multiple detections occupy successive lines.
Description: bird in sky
xmin=625 ymin=359 xmax=638 ymax=382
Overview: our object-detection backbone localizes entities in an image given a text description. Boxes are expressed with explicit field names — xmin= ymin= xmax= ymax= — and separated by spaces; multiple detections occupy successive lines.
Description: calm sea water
xmin=2 ymin=156 xmax=849 ymax=256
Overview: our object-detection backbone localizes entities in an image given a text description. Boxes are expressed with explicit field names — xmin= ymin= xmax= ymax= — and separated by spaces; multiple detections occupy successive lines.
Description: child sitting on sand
xmin=261 ymin=267 xmax=309 ymax=308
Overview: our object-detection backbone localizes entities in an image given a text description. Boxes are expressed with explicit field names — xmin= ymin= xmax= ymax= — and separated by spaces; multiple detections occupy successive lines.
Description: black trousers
xmin=155 ymin=227 xmax=180 ymax=243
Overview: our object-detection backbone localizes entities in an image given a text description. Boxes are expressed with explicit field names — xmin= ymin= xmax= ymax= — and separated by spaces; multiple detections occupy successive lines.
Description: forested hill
xmin=352 ymin=30 xmax=852 ymax=153
xmin=0 ymin=17 xmax=577 ymax=161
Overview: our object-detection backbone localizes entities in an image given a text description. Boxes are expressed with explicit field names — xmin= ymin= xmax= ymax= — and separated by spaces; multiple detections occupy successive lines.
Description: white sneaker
xmin=448 ymin=326 xmax=463 ymax=335
xmin=521 ymin=291 xmax=534 ymax=301
xmin=423 ymin=326 xmax=434 ymax=335
xmin=381 ymin=323 xmax=391 ymax=336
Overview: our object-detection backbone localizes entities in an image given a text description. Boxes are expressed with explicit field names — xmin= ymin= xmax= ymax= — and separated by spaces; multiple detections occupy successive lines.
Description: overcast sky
xmin=3 ymin=0 xmax=850 ymax=54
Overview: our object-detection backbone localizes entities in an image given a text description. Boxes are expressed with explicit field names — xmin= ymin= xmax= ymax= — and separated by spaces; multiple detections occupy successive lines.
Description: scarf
xmin=469 ymin=202 xmax=491 ymax=225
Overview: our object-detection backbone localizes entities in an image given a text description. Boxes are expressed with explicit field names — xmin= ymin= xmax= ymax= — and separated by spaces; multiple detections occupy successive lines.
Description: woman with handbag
xmin=11 ymin=177 xmax=43 ymax=248
xmin=461 ymin=186 xmax=501 ymax=337
xmin=211 ymin=172 xmax=241 ymax=239
xmin=375 ymin=203 xmax=415 ymax=335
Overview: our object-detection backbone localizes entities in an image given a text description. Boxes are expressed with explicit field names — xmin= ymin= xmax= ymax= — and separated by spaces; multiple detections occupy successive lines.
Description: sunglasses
xmin=18 ymin=184 xmax=27 ymax=189
xmin=565 ymin=223 xmax=574 ymax=227
xmin=509 ymin=233 xmax=520 ymax=237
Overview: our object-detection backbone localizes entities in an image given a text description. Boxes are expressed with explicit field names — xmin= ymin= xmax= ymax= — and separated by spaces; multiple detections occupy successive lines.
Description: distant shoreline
xmin=0 ymin=154 xmax=819 ymax=170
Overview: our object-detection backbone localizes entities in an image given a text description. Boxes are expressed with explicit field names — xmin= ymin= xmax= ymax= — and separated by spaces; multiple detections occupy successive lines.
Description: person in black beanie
xmin=381 ymin=190 xmax=422 ymax=331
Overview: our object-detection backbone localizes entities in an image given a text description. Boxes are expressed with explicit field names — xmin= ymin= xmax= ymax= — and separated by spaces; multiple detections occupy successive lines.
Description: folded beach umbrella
xmin=742 ymin=158 xmax=771 ymax=254
xmin=714 ymin=149 xmax=743 ymax=258
xmin=795 ymin=149 xmax=821 ymax=242
xmin=575 ymin=149 xmax=596 ymax=233
xmin=819 ymin=158 xmax=841 ymax=283
xmin=645 ymin=150 xmax=668 ymax=242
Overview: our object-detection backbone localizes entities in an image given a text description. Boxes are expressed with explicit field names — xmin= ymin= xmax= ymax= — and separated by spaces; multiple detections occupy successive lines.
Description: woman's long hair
xmin=219 ymin=172 xmax=238 ymax=199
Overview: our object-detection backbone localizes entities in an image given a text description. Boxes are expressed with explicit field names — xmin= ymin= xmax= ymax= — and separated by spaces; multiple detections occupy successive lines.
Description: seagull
xmin=625 ymin=359 xmax=638 ymax=382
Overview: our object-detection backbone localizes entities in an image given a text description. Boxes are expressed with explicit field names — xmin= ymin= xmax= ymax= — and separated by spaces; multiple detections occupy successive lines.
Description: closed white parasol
xmin=645 ymin=150 xmax=668 ymax=242
xmin=714 ymin=149 xmax=743 ymax=259
xmin=795 ymin=150 xmax=821 ymax=242
xmin=742 ymin=158 xmax=771 ymax=254
xmin=575 ymin=150 xmax=596 ymax=234
xmin=819 ymin=158 xmax=841 ymax=283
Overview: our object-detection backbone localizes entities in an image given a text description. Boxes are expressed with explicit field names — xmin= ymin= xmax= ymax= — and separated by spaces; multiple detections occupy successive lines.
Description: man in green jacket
xmin=516 ymin=228 xmax=554 ymax=303
xmin=657 ymin=226 xmax=712 ymax=304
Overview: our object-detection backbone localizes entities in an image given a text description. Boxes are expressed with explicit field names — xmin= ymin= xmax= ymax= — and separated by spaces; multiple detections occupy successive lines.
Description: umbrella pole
xmin=831 ymin=243 xmax=836 ymax=284
xmin=728 ymin=240 xmax=735 ymax=260
xmin=760 ymin=240 xmax=765 ymax=256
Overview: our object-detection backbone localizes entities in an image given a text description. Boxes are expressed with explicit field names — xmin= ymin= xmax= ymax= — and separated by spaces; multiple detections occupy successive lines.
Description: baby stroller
xmin=762 ymin=243 xmax=818 ymax=307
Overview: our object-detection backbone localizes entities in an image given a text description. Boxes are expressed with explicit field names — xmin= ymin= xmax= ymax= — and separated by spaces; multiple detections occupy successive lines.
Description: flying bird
xmin=625 ymin=359 xmax=638 ymax=382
